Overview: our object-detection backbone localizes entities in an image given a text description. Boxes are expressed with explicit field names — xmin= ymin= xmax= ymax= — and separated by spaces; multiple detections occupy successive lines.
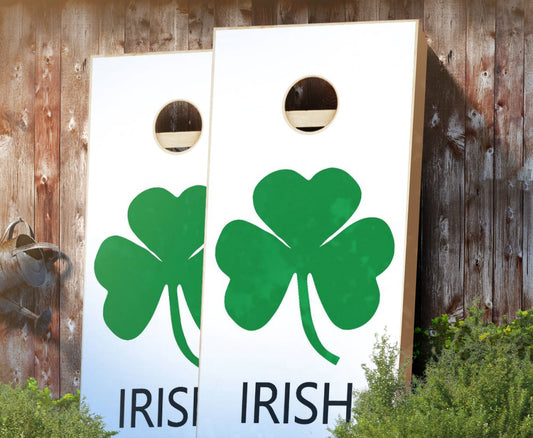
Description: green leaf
xmin=253 ymin=168 xmax=361 ymax=249
xmin=216 ymin=168 xmax=394 ymax=364
xmin=311 ymin=218 xmax=394 ymax=329
xmin=95 ymin=236 xmax=165 ymax=340
xmin=128 ymin=186 xmax=206 ymax=264
xmin=94 ymin=186 xmax=206 ymax=366
xmin=217 ymin=220 xmax=293 ymax=330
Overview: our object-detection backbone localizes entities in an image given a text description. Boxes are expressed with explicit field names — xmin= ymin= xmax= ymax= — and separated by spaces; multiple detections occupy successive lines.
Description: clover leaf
xmin=94 ymin=185 xmax=206 ymax=367
xmin=216 ymin=168 xmax=394 ymax=365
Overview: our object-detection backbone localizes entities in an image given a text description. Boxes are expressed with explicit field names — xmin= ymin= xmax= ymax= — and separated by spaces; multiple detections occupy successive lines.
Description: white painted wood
xmin=198 ymin=22 xmax=425 ymax=437
xmin=82 ymin=51 xmax=212 ymax=437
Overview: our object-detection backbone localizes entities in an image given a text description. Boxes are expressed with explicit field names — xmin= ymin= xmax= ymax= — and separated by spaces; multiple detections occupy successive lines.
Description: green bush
xmin=331 ymin=305 xmax=533 ymax=438
xmin=0 ymin=378 xmax=116 ymax=438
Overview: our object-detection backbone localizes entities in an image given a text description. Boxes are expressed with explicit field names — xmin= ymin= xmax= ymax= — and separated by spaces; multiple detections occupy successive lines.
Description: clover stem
xmin=297 ymin=273 xmax=339 ymax=365
xmin=168 ymin=284 xmax=199 ymax=367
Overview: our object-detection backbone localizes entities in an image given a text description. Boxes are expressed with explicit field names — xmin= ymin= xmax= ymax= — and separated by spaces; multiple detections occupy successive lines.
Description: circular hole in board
xmin=154 ymin=100 xmax=202 ymax=154
xmin=284 ymin=76 xmax=338 ymax=133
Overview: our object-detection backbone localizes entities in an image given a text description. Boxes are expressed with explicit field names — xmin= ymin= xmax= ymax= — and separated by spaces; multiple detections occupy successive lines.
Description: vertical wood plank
xmin=464 ymin=0 xmax=495 ymax=317
xmin=379 ymin=0 xmax=424 ymax=21
xmin=214 ymin=0 xmax=252 ymax=27
xmin=345 ymin=0 xmax=378 ymax=22
xmin=275 ymin=0 xmax=308 ymax=25
xmin=494 ymin=0 xmax=524 ymax=322
xmin=420 ymin=0 xmax=466 ymax=326
xmin=34 ymin=0 xmax=61 ymax=397
xmin=378 ymin=0 xmax=396 ymax=20
xmin=252 ymin=0 xmax=275 ymax=25
xmin=524 ymin=0 xmax=533 ymax=311
xmin=99 ymin=0 xmax=126 ymax=55
xmin=150 ymin=0 xmax=188 ymax=52
xmin=188 ymin=0 xmax=214 ymax=49
xmin=0 ymin=0 xmax=35 ymax=388
xmin=60 ymin=0 xmax=99 ymax=396
xmin=125 ymin=0 xmax=150 ymax=53
xmin=308 ymin=0 xmax=345 ymax=23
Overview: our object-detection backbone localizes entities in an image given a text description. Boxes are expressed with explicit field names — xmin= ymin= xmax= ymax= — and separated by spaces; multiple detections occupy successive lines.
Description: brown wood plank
xmin=464 ymin=0 xmax=495 ymax=319
xmin=524 ymin=0 xmax=533 ymax=311
xmin=214 ymin=0 xmax=252 ymax=27
xmin=494 ymin=0 xmax=525 ymax=322
xmin=34 ymin=0 xmax=61 ymax=397
xmin=150 ymin=0 xmax=188 ymax=52
xmin=419 ymin=0 xmax=466 ymax=326
xmin=188 ymin=0 xmax=214 ymax=49
xmin=345 ymin=0 xmax=378 ymax=22
xmin=125 ymin=0 xmax=150 ymax=53
xmin=275 ymin=0 xmax=308 ymax=24
xmin=0 ymin=0 xmax=35 ymax=389
xmin=252 ymin=0 xmax=274 ymax=25
xmin=99 ymin=0 xmax=126 ymax=55
xmin=308 ymin=0 xmax=345 ymax=23
xmin=378 ymin=0 xmax=396 ymax=20
xmin=59 ymin=0 xmax=99 ymax=396
xmin=379 ymin=0 xmax=424 ymax=21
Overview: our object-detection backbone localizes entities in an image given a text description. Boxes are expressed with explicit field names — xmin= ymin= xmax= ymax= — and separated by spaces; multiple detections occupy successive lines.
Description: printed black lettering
xmin=323 ymin=383 xmax=353 ymax=423
xmin=119 ymin=389 xmax=125 ymax=428
xmin=193 ymin=387 xmax=198 ymax=427
xmin=157 ymin=388 xmax=164 ymax=427
xmin=131 ymin=388 xmax=154 ymax=428
xmin=254 ymin=382 xmax=279 ymax=424
xmin=294 ymin=382 xmax=317 ymax=425
xmin=241 ymin=382 xmax=248 ymax=423
xmin=283 ymin=383 xmax=290 ymax=424
xmin=168 ymin=387 xmax=188 ymax=427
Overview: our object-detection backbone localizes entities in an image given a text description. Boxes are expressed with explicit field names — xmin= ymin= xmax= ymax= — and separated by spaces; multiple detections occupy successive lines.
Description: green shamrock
xmin=94 ymin=186 xmax=205 ymax=367
xmin=216 ymin=168 xmax=394 ymax=365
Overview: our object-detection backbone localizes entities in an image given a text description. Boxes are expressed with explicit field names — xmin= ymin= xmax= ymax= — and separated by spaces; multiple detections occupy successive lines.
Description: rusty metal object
xmin=0 ymin=218 xmax=59 ymax=333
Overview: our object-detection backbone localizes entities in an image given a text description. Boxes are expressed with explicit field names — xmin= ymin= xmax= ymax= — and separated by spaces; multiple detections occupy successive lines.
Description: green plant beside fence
xmin=0 ymin=378 xmax=116 ymax=438
xmin=331 ymin=305 xmax=533 ymax=438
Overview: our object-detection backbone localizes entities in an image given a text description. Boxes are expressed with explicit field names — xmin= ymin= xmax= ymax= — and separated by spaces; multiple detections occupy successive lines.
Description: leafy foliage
xmin=0 ymin=378 xmax=116 ymax=438
xmin=331 ymin=305 xmax=533 ymax=438
xmin=216 ymin=168 xmax=394 ymax=364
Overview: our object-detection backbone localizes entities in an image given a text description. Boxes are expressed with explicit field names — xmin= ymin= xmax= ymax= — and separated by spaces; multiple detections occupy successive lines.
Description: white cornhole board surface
xmin=197 ymin=22 xmax=426 ymax=437
xmin=82 ymin=51 xmax=212 ymax=437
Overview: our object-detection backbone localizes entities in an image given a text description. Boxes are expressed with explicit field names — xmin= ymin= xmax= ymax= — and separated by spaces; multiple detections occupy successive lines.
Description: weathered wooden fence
xmin=0 ymin=0 xmax=531 ymax=397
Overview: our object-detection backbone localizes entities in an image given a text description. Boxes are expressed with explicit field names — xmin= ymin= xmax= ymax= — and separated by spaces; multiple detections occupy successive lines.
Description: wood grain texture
xmin=125 ymin=0 xmax=150 ymax=53
xmin=188 ymin=0 xmax=214 ymax=49
xmin=99 ymin=0 xmax=126 ymax=55
xmin=214 ymin=0 xmax=252 ymax=27
xmin=275 ymin=0 xmax=308 ymax=24
xmin=34 ymin=0 xmax=61 ymax=397
xmin=0 ymin=0 xmax=35 ymax=389
xmin=379 ymin=0 xmax=423 ymax=21
xmin=419 ymin=0 xmax=466 ymax=326
xmin=59 ymin=0 xmax=99 ymax=395
xmin=493 ymin=0 xmax=524 ymax=323
xmin=524 ymin=0 xmax=533 ymax=310
xmin=0 ymin=0 xmax=533 ymax=393
xmin=464 ymin=0 xmax=495 ymax=318
xmin=345 ymin=0 xmax=378 ymax=22
xmin=252 ymin=0 xmax=274 ymax=25
xmin=150 ymin=0 xmax=188 ymax=52
xmin=308 ymin=0 xmax=345 ymax=23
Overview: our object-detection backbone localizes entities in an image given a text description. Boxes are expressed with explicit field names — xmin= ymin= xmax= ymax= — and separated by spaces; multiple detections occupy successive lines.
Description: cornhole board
xmin=197 ymin=21 xmax=426 ymax=437
xmin=82 ymin=51 xmax=212 ymax=437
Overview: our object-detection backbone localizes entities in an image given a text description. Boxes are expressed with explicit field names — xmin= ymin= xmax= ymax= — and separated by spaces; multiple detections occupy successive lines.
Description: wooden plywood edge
xmin=285 ymin=109 xmax=336 ymax=128
xmin=212 ymin=18 xmax=423 ymax=33
xmin=91 ymin=48 xmax=212 ymax=60
xmin=156 ymin=131 xmax=202 ymax=149
xmin=400 ymin=21 xmax=427 ymax=380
